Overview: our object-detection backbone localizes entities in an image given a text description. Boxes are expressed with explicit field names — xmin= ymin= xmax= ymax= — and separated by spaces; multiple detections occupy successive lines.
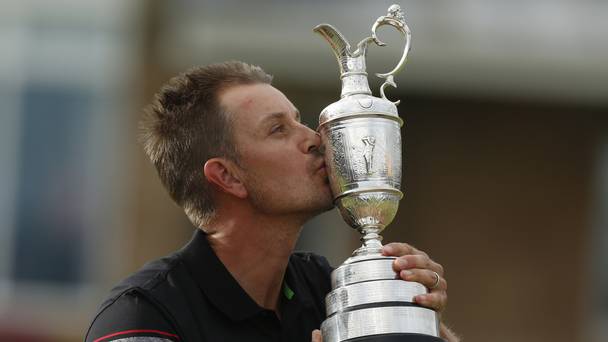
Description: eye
xmin=270 ymin=124 xmax=285 ymax=134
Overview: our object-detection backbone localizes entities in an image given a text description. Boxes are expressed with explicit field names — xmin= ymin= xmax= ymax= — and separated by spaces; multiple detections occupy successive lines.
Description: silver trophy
xmin=315 ymin=5 xmax=442 ymax=341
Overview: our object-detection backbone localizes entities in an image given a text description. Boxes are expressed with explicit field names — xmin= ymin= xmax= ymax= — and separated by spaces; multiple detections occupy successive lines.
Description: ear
xmin=203 ymin=158 xmax=248 ymax=199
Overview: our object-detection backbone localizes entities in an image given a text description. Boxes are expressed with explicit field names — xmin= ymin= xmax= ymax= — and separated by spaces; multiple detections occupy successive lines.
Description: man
xmin=85 ymin=61 xmax=458 ymax=342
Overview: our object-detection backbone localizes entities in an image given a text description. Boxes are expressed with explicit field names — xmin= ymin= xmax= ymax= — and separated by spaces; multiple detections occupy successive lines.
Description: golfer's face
xmin=219 ymin=83 xmax=333 ymax=217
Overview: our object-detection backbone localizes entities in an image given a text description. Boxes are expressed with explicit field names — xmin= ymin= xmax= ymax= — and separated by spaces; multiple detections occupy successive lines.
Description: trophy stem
xmin=353 ymin=225 xmax=384 ymax=256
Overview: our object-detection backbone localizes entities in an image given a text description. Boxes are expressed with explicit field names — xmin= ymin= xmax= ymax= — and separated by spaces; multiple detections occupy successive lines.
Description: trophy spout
xmin=313 ymin=24 xmax=373 ymax=98
xmin=313 ymin=24 xmax=351 ymax=73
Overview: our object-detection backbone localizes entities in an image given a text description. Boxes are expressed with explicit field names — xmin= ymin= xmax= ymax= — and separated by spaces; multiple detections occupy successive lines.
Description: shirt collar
xmin=283 ymin=254 xmax=315 ymax=309
xmin=180 ymin=229 xmax=315 ymax=321
xmin=179 ymin=229 xmax=263 ymax=321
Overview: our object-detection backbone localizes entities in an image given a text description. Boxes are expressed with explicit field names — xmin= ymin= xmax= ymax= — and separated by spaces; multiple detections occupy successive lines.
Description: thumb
xmin=311 ymin=329 xmax=323 ymax=342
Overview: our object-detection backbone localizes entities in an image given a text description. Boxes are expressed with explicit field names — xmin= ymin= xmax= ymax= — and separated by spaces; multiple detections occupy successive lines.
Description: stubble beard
xmin=244 ymin=173 xmax=334 ymax=221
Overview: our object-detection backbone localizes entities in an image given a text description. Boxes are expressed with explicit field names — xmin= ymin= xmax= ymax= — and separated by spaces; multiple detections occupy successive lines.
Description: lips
xmin=318 ymin=162 xmax=330 ymax=186
xmin=316 ymin=160 xmax=326 ymax=172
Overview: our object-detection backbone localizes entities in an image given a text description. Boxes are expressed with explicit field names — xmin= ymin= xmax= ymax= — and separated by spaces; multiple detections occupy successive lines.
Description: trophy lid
xmin=318 ymin=94 xmax=401 ymax=128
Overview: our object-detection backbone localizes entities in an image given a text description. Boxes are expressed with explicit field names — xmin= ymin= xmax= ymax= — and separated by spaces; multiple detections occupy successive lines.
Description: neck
xmin=206 ymin=211 xmax=303 ymax=312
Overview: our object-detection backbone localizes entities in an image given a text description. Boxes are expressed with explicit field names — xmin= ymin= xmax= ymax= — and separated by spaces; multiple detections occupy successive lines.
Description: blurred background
xmin=0 ymin=0 xmax=606 ymax=341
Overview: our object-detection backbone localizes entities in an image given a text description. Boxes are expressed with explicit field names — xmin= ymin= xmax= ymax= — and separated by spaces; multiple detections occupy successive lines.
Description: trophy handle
xmin=370 ymin=4 xmax=411 ymax=106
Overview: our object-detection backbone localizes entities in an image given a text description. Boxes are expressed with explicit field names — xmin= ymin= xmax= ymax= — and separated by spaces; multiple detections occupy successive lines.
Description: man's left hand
xmin=382 ymin=242 xmax=448 ymax=314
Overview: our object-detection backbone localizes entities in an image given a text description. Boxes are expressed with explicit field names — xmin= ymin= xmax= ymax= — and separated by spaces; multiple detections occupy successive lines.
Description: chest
xmin=192 ymin=295 xmax=326 ymax=342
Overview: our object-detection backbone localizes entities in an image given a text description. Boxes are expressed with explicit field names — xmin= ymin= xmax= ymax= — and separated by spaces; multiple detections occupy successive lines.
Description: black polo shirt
xmin=85 ymin=229 xmax=333 ymax=342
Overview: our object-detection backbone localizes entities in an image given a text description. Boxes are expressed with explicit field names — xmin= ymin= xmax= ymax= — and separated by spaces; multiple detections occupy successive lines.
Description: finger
xmin=311 ymin=329 xmax=323 ymax=342
xmin=414 ymin=291 xmax=448 ymax=312
xmin=393 ymin=255 xmax=444 ymax=276
xmin=399 ymin=269 xmax=447 ymax=292
xmin=382 ymin=242 xmax=417 ymax=257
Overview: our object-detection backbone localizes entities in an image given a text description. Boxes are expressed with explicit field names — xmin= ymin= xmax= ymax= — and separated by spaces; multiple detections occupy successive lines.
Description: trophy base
xmin=343 ymin=333 xmax=444 ymax=342
xmin=321 ymin=255 xmax=440 ymax=342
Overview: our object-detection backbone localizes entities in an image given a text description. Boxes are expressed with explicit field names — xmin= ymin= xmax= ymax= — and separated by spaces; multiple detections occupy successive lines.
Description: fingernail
xmin=396 ymin=258 xmax=407 ymax=268
xmin=383 ymin=245 xmax=393 ymax=255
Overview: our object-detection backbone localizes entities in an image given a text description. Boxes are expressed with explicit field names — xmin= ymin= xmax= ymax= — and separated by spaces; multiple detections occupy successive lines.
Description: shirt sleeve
xmin=85 ymin=290 xmax=180 ymax=342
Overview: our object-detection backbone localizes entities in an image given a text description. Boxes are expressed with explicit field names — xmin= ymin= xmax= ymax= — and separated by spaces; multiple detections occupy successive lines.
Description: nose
xmin=302 ymin=125 xmax=322 ymax=154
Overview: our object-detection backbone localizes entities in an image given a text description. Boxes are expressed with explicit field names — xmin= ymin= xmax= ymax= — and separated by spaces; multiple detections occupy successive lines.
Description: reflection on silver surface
xmin=331 ymin=257 xmax=398 ymax=288
xmin=322 ymin=306 xmax=439 ymax=341
xmin=321 ymin=117 xmax=403 ymax=256
xmin=326 ymin=279 xmax=427 ymax=316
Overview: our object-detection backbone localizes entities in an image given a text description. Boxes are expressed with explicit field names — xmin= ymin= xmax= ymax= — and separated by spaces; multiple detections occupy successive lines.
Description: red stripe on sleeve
xmin=93 ymin=329 xmax=180 ymax=342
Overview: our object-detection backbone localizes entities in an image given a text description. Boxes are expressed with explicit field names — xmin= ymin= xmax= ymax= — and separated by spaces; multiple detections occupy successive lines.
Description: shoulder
xmin=85 ymin=254 xmax=184 ymax=342
xmin=107 ymin=253 xmax=182 ymax=299
xmin=85 ymin=290 xmax=179 ymax=342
